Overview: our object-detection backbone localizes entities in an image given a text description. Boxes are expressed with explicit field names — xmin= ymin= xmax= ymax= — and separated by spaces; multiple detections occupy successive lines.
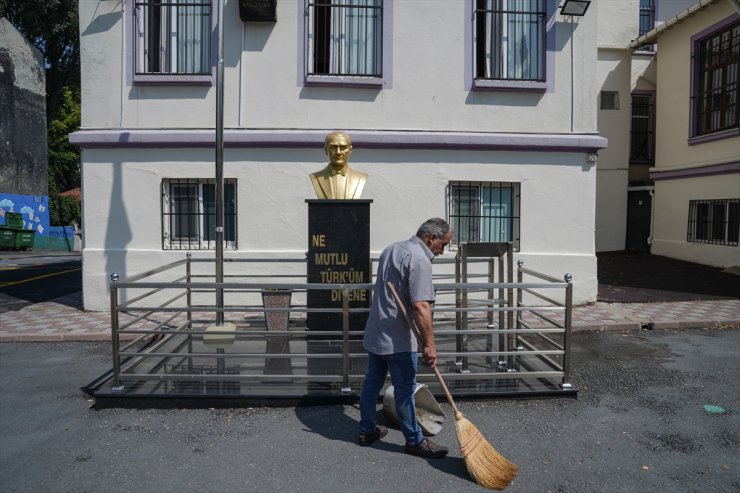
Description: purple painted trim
xmin=689 ymin=14 xmax=740 ymax=138
xmin=69 ymin=128 xmax=608 ymax=152
xmin=650 ymin=162 xmax=740 ymax=181
xmin=125 ymin=0 xmax=217 ymax=86
xmin=688 ymin=127 xmax=740 ymax=145
xmin=298 ymin=0 xmax=392 ymax=89
xmin=304 ymin=75 xmax=383 ymax=88
xmin=466 ymin=0 xmax=557 ymax=93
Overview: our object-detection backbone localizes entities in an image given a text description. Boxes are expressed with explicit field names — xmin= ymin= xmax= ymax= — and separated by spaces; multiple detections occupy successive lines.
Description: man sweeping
xmin=357 ymin=218 xmax=452 ymax=458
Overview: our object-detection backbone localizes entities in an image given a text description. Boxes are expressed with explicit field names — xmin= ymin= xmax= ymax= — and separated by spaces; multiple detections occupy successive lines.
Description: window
xmin=692 ymin=21 xmax=739 ymax=137
xmin=306 ymin=0 xmax=383 ymax=78
xmin=629 ymin=92 xmax=655 ymax=163
xmin=447 ymin=182 xmax=520 ymax=249
xmin=134 ymin=0 xmax=212 ymax=77
xmin=162 ymin=179 xmax=236 ymax=250
xmin=687 ymin=199 xmax=739 ymax=246
xmin=638 ymin=0 xmax=655 ymax=51
xmin=600 ymin=91 xmax=620 ymax=110
xmin=474 ymin=0 xmax=546 ymax=83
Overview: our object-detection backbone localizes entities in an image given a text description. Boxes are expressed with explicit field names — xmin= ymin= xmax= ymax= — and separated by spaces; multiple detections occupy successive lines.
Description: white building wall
xmin=594 ymin=0 xmax=639 ymax=251
xmin=80 ymin=0 xmax=599 ymax=134
xmin=75 ymin=0 xmax=616 ymax=310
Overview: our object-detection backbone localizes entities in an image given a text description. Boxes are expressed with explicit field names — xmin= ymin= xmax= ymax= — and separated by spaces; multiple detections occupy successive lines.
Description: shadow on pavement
xmin=597 ymin=251 xmax=740 ymax=303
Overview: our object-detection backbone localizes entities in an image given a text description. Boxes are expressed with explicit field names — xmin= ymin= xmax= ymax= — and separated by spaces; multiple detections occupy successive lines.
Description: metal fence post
xmin=186 ymin=253 xmax=193 ymax=371
xmin=562 ymin=272 xmax=573 ymax=389
xmin=110 ymin=273 xmax=123 ymax=393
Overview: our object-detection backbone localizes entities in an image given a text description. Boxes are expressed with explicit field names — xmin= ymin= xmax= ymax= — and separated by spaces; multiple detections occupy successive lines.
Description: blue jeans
xmin=359 ymin=351 xmax=424 ymax=446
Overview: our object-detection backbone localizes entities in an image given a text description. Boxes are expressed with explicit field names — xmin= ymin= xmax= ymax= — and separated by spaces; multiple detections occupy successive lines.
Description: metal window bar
xmin=447 ymin=182 xmax=520 ymax=249
xmin=629 ymin=94 xmax=655 ymax=163
xmin=474 ymin=0 xmax=546 ymax=81
xmin=307 ymin=0 xmax=383 ymax=77
xmin=89 ymin=255 xmax=576 ymax=403
xmin=687 ymin=199 xmax=740 ymax=246
xmin=693 ymin=22 xmax=740 ymax=136
xmin=135 ymin=0 xmax=211 ymax=75
xmin=638 ymin=0 xmax=655 ymax=51
xmin=162 ymin=179 xmax=237 ymax=250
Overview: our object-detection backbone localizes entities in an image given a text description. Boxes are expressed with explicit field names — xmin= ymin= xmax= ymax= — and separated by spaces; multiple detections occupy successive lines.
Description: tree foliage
xmin=47 ymin=178 xmax=80 ymax=227
xmin=48 ymin=86 xmax=81 ymax=192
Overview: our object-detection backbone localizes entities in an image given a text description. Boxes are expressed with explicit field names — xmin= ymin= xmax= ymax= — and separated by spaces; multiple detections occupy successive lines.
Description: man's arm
xmin=412 ymin=300 xmax=437 ymax=368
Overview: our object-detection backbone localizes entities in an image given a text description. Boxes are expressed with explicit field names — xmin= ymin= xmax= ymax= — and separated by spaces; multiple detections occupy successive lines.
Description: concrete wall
xmin=79 ymin=0 xmax=599 ymax=134
xmin=652 ymin=174 xmax=740 ymax=267
xmin=75 ymin=0 xmax=615 ymax=309
xmin=649 ymin=2 xmax=740 ymax=267
xmin=0 ymin=18 xmax=47 ymax=196
xmin=80 ymin=146 xmax=598 ymax=310
xmin=595 ymin=49 xmax=632 ymax=252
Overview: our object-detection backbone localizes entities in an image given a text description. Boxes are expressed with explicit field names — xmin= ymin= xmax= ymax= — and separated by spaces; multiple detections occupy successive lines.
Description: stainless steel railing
xmin=105 ymin=253 xmax=574 ymax=399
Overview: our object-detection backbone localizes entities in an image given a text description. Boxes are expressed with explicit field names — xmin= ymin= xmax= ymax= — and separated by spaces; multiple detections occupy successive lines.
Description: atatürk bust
xmin=310 ymin=131 xmax=368 ymax=200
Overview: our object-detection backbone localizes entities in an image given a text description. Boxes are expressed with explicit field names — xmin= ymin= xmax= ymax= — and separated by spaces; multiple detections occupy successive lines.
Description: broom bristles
xmin=455 ymin=414 xmax=518 ymax=490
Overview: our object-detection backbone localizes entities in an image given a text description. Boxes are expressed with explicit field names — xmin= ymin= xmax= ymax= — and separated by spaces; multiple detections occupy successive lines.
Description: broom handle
xmin=387 ymin=282 xmax=462 ymax=418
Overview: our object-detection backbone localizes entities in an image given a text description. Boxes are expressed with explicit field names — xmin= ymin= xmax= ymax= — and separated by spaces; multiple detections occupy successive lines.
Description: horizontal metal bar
xmin=521 ymin=331 xmax=565 ymax=350
xmin=120 ymin=274 xmax=189 ymax=307
xmin=416 ymin=370 xmax=564 ymax=380
xmin=118 ymin=352 xmax=366 ymax=359
xmin=519 ymin=287 xmax=563 ymax=307
xmin=120 ymin=373 xmax=344 ymax=382
xmin=436 ymin=282 xmax=569 ymax=290
xmin=517 ymin=267 xmax=566 ymax=284
xmin=114 ymin=258 xmax=188 ymax=284
xmin=518 ymin=337 xmax=564 ymax=371
xmin=520 ymin=306 xmax=565 ymax=329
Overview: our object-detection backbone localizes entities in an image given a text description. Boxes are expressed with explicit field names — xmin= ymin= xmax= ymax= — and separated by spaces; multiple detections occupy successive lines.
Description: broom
xmin=388 ymin=282 xmax=518 ymax=490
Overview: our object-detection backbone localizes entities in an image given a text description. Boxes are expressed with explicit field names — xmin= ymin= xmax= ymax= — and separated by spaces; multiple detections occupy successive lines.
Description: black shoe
xmin=358 ymin=426 xmax=387 ymax=446
xmin=404 ymin=438 xmax=448 ymax=458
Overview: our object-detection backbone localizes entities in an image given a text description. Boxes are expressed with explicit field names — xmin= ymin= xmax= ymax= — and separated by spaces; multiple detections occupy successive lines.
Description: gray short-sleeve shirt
xmin=363 ymin=236 xmax=436 ymax=355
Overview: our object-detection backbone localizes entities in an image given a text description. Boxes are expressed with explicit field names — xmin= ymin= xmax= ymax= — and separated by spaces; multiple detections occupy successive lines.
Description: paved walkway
xmin=0 ymin=252 xmax=738 ymax=342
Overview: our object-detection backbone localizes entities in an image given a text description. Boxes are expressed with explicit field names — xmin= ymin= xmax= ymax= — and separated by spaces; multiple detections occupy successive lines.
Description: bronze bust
xmin=310 ymin=131 xmax=368 ymax=200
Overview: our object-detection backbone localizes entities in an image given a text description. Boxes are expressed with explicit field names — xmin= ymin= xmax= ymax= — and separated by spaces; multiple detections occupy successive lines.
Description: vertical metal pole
xmin=186 ymin=253 xmax=193 ymax=371
xmin=454 ymin=250 xmax=462 ymax=368
xmin=341 ymin=286 xmax=351 ymax=394
xmin=506 ymin=248 xmax=514 ymax=367
xmin=461 ymin=245 xmax=469 ymax=373
xmin=563 ymin=273 xmax=573 ymax=388
xmin=215 ymin=0 xmax=225 ymax=325
xmin=570 ymin=15 xmax=575 ymax=133
xmin=110 ymin=273 xmax=123 ymax=392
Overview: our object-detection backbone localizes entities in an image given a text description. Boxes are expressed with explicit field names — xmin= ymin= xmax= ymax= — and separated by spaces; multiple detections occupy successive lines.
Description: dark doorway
xmin=625 ymin=190 xmax=652 ymax=251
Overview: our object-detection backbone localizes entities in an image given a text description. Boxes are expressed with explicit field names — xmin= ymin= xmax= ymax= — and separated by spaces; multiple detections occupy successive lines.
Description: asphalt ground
xmin=0 ymin=254 xmax=82 ymax=312
xmin=1 ymin=328 xmax=738 ymax=493
xmin=597 ymin=251 xmax=740 ymax=303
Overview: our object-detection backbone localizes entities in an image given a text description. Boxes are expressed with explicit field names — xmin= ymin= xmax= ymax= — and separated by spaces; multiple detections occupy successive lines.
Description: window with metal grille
xmin=687 ymin=199 xmax=740 ymax=246
xmin=306 ymin=0 xmax=383 ymax=77
xmin=638 ymin=0 xmax=655 ymax=51
xmin=162 ymin=179 xmax=237 ymax=250
xmin=474 ymin=0 xmax=546 ymax=82
xmin=630 ymin=92 xmax=655 ymax=163
xmin=447 ymin=182 xmax=520 ymax=249
xmin=134 ymin=0 xmax=212 ymax=75
xmin=693 ymin=21 xmax=740 ymax=137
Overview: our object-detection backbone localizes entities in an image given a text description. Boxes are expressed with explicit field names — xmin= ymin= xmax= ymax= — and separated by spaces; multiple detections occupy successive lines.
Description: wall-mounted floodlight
xmin=560 ymin=0 xmax=591 ymax=16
